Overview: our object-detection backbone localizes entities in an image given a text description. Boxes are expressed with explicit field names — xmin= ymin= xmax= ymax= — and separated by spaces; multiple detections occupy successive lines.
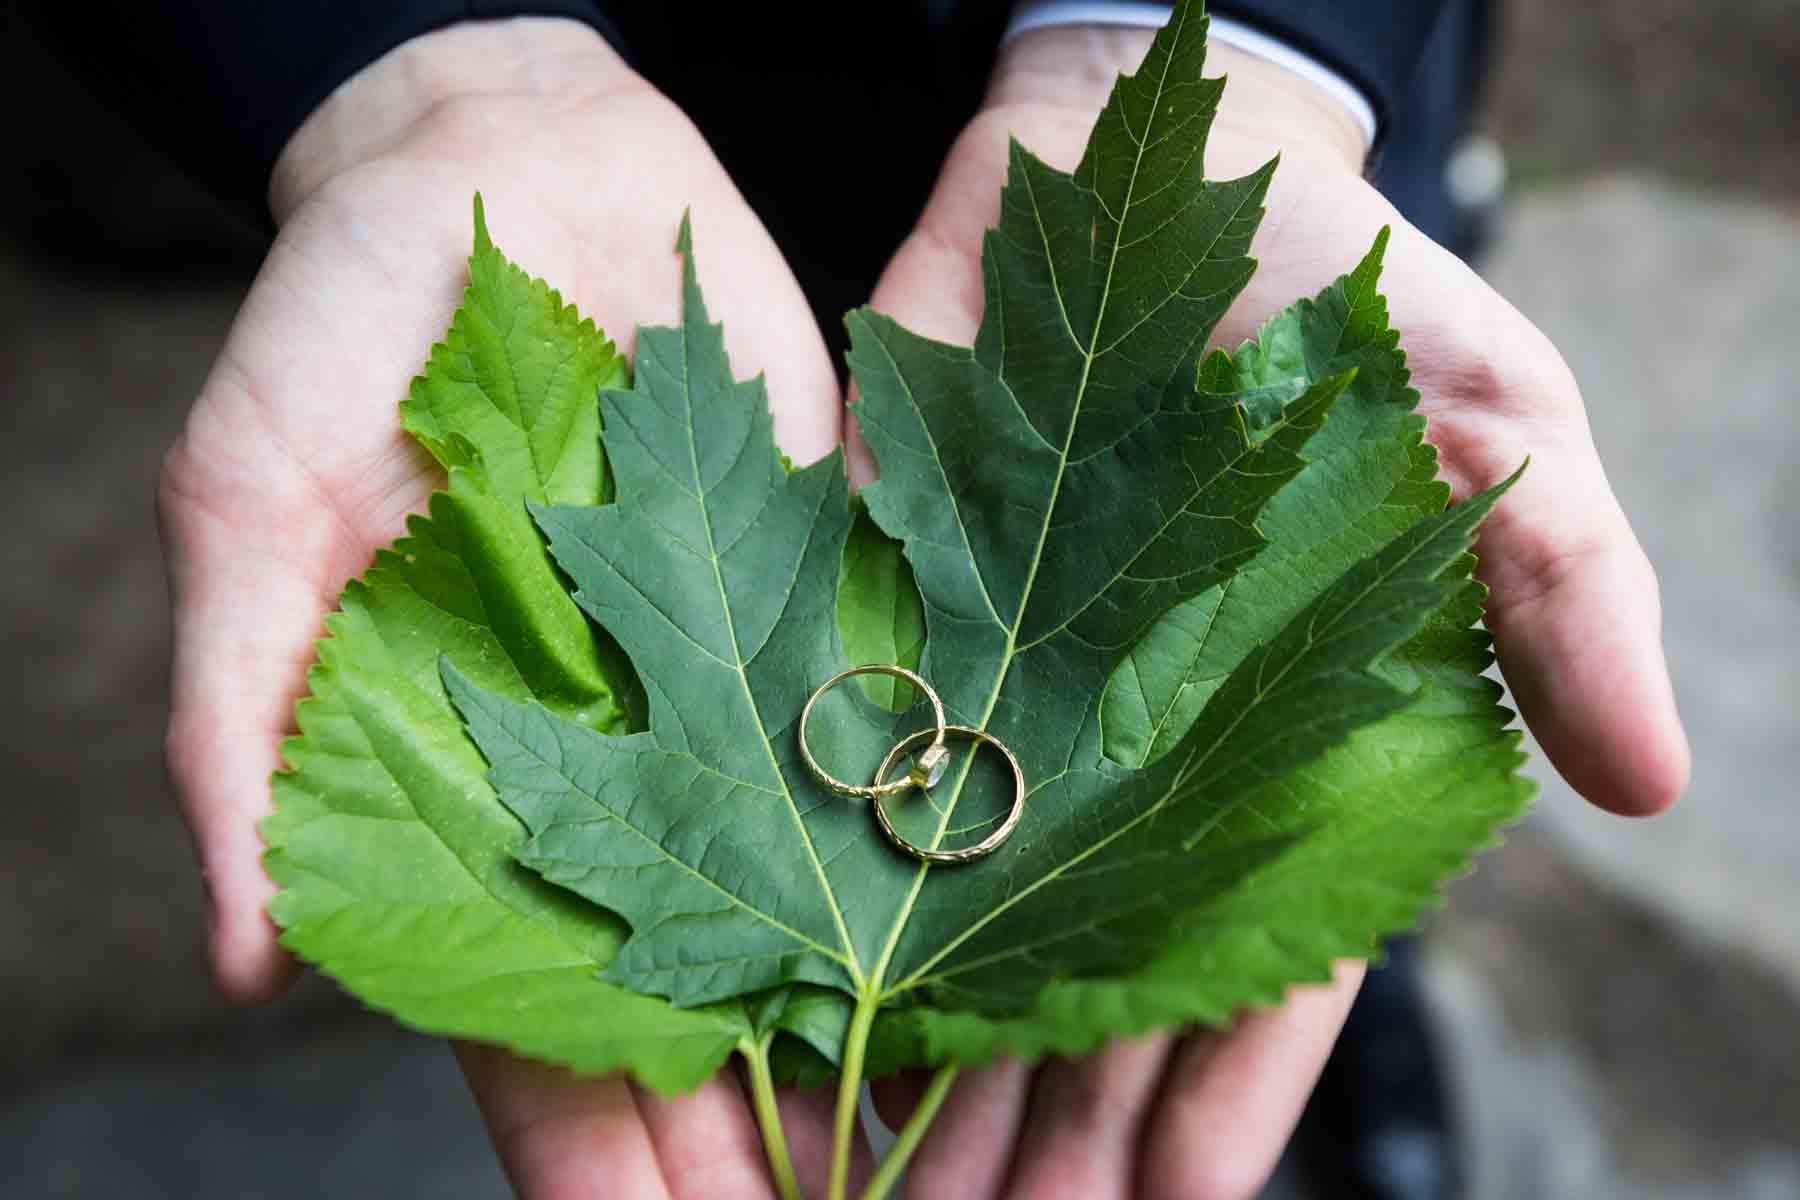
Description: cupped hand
xmin=155 ymin=17 xmax=846 ymax=1195
xmin=851 ymin=24 xmax=1689 ymax=1198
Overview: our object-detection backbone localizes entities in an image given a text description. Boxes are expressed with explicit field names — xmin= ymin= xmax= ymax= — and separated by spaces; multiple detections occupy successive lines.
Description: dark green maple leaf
xmin=859 ymin=231 xmax=1539 ymax=1065
xmin=442 ymin=0 xmax=1529 ymax=1064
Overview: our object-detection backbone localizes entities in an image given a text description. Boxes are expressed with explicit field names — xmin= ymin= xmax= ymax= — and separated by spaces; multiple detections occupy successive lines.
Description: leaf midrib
xmin=1012 ymin=363 xmax=1315 ymax=657
xmin=1140 ymin=577 xmax=1231 ymax=766
xmin=471 ymin=271 xmax=585 ymax=501
xmin=678 ymin=321 xmax=866 ymax=987
xmin=865 ymin=4 xmax=1193 ymax=998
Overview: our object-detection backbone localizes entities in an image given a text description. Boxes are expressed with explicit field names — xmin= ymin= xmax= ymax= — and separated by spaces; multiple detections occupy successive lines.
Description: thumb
xmin=158 ymin=405 xmax=415 ymax=1003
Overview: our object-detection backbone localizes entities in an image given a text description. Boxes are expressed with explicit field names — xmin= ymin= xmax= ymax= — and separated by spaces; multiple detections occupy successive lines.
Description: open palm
xmin=860 ymin=30 xmax=1686 ymax=821
xmin=850 ymin=27 xmax=1688 ymax=1198
xmin=155 ymin=20 xmax=856 ymax=1196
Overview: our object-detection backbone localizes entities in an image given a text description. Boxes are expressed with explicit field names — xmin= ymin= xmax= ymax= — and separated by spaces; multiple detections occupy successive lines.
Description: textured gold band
xmin=797 ymin=664 xmax=948 ymax=801
xmin=872 ymin=725 xmax=1026 ymax=865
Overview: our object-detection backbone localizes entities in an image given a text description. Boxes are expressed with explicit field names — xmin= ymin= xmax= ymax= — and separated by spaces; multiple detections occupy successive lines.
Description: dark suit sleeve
xmin=26 ymin=1 xmax=627 ymax=229
xmin=1199 ymin=1 xmax=1449 ymax=135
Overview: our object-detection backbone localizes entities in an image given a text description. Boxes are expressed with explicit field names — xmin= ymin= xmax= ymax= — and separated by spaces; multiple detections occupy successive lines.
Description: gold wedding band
xmin=798 ymin=665 xmax=949 ymax=800
xmin=872 ymin=725 xmax=1026 ymax=865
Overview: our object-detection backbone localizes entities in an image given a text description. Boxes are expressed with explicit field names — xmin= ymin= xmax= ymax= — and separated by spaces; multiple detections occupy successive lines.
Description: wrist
xmin=269 ymin=17 xmax=641 ymax=224
xmin=989 ymin=27 xmax=1366 ymax=177
xmin=1204 ymin=41 xmax=1368 ymax=174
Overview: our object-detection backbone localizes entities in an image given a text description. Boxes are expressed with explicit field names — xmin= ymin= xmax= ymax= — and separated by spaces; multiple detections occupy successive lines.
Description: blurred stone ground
xmin=3 ymin=1 xmax=1797 ymax=1196
xmin=1442 ymin=181 xmax=1800 ymax=1198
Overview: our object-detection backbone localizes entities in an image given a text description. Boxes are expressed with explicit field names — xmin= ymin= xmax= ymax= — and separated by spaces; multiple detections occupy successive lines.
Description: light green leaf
xmin=264 ymin=209 xmax=735 ymax=1092
xmin=839 ymin=499 xmax=926 ymax=711
xmin=401 ymin=195 xmax=624 ymax=507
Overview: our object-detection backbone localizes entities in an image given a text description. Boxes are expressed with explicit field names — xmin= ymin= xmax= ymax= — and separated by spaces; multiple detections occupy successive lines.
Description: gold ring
xmin=872 ymin=725 xmax=1026 ymax=865
xmin=798 ymin=665 xmax=949 ymax=800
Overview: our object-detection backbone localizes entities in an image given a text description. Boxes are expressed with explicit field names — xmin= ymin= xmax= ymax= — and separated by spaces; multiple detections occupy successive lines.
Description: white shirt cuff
xmin=1002 ymin=2 xmax=1379 ymax=150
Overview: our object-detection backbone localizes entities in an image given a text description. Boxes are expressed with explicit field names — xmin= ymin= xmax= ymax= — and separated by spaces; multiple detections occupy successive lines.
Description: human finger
xmin=1473 ymin=430 xmax=1690 ymax=815
xmin=158 ymin=410 xmax=428 ymax=1003
xmin=629 ymin=1069 xmax=787 ymax=1200
xmin=1136 ymin=963 xmax=1363 ymax=1200
xmin=1002 ymin=1034 xmax=1176 ymax=1199
xmin=768 ymin=1081 xmax=875 ymax=1200
xmin=873 ymin=1059 xmax=1033 ymax=1199
xmin=457 ymin=1043 xmax=676 ymax=1200
xmin=1350 ymin=224 xmax=1690 ymax=817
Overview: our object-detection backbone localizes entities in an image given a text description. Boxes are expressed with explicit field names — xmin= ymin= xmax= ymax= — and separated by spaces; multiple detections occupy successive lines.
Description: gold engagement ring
xmin=872 ymin=725 xmax=1026 ymax=865
xmin=797 ymin=664 xmax=949 ymax=800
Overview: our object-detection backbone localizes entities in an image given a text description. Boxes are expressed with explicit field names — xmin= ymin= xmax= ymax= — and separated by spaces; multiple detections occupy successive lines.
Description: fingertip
xmin=207 ymin=880 xmax=299 ymax=1006
xmin=1646 ymin=723 xmax=1693 ymax=814
xmin=1492 ymin=592 xmax=1690 ymax=820
xmin=166 ymin=705 xmax=300 ymax=1005
xmin=1557 ymin=694 xmax=1690 ymax=819
xmin=1613 ymin=701 xmax=1690 ymax=817
xmin=1477 ymin=467 xmax=1691 ymax=821
xmin=195 ymin=818 xmax=298 ymax=1006
xmin=210 ymin=945 xmax=300 ymax=1008
xmin=896 ymin=1058 xmax=1031 ymax=1198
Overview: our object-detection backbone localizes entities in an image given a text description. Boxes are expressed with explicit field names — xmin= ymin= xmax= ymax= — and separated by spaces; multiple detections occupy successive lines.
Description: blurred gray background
xmin=3 ymin=2 xmax=1796 ymax=1196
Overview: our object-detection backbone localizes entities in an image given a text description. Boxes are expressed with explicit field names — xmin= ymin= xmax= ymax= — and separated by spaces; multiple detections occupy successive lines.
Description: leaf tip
xmin=842 ymin=305 xmax=876 ymax=344
xmin=671 ymin=211 xmax=711 ymax=330
xmin=1353 ymin=226 xmax=1392 ymax=286
xmin=1451 ymin=459 xmax=1530 ymax=534
xmin=471 ymin=192 xmax=492 ymax=254
xmin=437 ymin=653 xmax=474 ymax=705
xmin=1484 ymin=458 xmax=1529 ymax=501
xmin=1325 ymin=228 xmax=1395 ymax=321
xmin=523 ymin=497 xmax=566 ymax=542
